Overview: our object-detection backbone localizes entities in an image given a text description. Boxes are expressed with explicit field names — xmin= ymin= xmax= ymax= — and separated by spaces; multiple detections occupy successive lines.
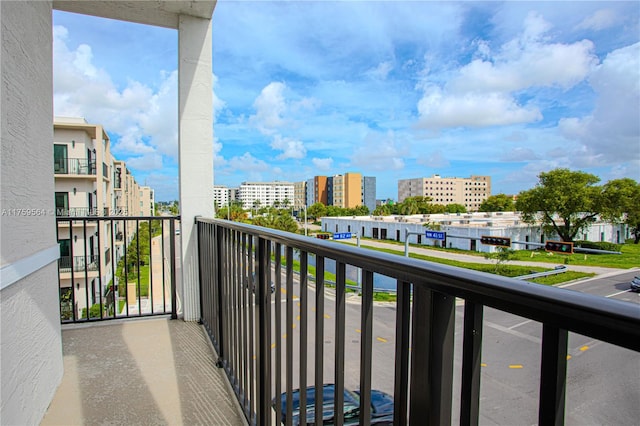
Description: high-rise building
xmin=397 ymin=175 xmax=491 ymax=211
xmin=308 ymin=172 xmax=374 ymax=210
xmin=362 ymin=176 xmax=376 ymax=213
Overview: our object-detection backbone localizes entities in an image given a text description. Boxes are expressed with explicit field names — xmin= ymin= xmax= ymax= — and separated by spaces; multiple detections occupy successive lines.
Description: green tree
xmin=252 ymin=211 xmax=298 ymax=233
xmin=479 ymin=194 xmax=515 ymax=212
xmin=515 ymin=169 xmax=603 ymax=242
xmin=373 ymin=204 xmax=392 ymax=216
xmin=307 ymin=202 xmax=327 ymax=220
xmin=483 ymin=247 xmax=517 ymax=274
xmin=600 ymin=178 xmax=640 ymax=243
xmin=445 ymin=203 xmax=467 ymax=213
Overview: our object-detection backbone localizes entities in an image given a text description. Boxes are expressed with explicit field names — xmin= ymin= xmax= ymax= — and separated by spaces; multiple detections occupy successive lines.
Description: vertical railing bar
xmin=96 ymin=218 xmax=104 ymax=319
xmin=538 ymin=324 xmax=568 ymax=426
xmin=430 ymin=291 xmax=455 ymax=425
xmin=257 ymin=236 xmax=271 ymax=425
xmin=197 ymin=220 xmax=204 ymax=323
xmin=359 ymin=269 xmax=374 ymax=426
xmin=393 ymin=280 xmax=411 ymax=426
xmin=409 ymin=284 xmax=431 ymax=424
xmin=161 ymin=219 xmax=166 ymax=312
xmin=314 ymin=255 xmax=325 ymax=426
xmin=149 ymin=218 xmax=154 ymax=314
xmin=274 ymin=242 xmax=283 ymax=426
xmin=68 ymin=219 xmax=77 ymax=322
xmin=334 ymin=261 xmax=346 ymax=426
xmin=83 ymin=220 xmax=89 ymax=320
xmin=110 ymin=219 xmax=116 ymax=319
xmin=285 ymin=246 xmax=294 ymax=426
xmin=460 ymin=301 xmax=483 ymax=426
xmin=299 ymin=250 xmax=308 ymax=425
xmin=123 ymin=220 xmax=129 ymax=317
xmin=215 ymin=223 xmax=225 ymax=364
xmin=247 ymin=235 xmax=256 ymax=423
xmin=136 ymin=219 xmax=141 ymax=316
xmin=170 ymin=219 xmax=177 ymax=319
xmin=230 ymin=230 xmax=238 ymax=390
xmin=239 ymin=233 xmax=247 ymax=410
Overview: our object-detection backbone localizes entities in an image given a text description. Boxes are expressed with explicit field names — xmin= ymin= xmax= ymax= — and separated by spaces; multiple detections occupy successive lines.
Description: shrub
xmin=573 ymin=240 xmax=621 ymax=252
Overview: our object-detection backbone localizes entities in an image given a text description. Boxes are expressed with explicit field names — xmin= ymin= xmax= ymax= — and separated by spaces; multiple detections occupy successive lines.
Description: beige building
xmin=140 ymin=186 xmax=154 ymax=216
xmin=54 ymin=117 xmax=153 ymax=319
xmin=398 ymin=175 xmax=491 ymax=212
xmin=332 ymin=172 xmax=362 ymax=209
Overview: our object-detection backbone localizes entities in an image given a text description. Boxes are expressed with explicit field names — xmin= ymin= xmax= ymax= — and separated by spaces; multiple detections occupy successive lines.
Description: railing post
xmin=409 ymin=286 xmax=455 ymax=425
xmin=257 ymin=236 xmax=271 ymax=425
xmin=538 ymin=325 xmax=568 ymax=426
xmin=170 ymin=218 xmax=177 ymax=319
xmin=460 ymin=302 xmax=483 ymax=426
xmin=215 ymin=224 xmax=225 ymax=367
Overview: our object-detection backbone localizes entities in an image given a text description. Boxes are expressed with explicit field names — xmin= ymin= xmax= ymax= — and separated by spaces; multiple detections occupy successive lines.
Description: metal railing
xmin=54 ymin=157 xmax=96 ymax=175
xmin=56 ymin=216 xmax=179 ymax=323
xmin=58 ymin=255 xmax=99 ymax=272
xmin=196 ymin=217 xmax=640 ymax=426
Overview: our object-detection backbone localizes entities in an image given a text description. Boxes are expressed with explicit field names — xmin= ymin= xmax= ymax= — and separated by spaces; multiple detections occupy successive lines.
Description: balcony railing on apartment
xmin=196 ymin=218 xmax=640 ymax=426
xmin=58 ymin=255 xmax=99 ymax=272
xmin=54 ymin=157 xmax=96 ymax=175
xmin=57 ymin=216 xmax=179 ymax=323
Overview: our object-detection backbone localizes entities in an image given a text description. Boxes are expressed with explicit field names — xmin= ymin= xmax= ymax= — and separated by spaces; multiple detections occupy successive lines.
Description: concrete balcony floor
xmin=42 ymin=317 xmax=246 ymax=426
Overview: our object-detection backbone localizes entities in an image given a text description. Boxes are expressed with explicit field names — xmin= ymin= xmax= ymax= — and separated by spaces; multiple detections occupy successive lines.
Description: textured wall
xmin=1 ymin=1 xmax=64 ymax=424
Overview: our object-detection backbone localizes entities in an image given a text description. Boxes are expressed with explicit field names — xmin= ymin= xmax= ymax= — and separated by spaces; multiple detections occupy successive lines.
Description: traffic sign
xmin=425 ymin=230 xmax=446 ymax=240
xmin=333 ymin=232 xmax=352 ymax=240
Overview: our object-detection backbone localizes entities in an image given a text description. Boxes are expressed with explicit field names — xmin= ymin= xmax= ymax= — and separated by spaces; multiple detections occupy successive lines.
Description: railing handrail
xmin=196 ymin=217 xmax=640 ymax=351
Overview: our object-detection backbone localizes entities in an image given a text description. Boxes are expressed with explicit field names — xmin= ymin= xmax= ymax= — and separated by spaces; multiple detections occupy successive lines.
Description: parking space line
xmin=509 ymin=364 xmax=523 ymax=369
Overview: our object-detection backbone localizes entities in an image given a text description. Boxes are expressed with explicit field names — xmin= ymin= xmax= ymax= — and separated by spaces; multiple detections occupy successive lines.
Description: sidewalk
xmin=41 ymin=318 xmax=246 ymax=426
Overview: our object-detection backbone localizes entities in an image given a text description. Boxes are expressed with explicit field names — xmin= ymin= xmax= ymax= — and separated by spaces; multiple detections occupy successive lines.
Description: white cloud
xmin=250 ymin=82 xmax=287 ymax=134
xmin=576 ymin=9 xmax=618 ymax=31
xmin=53 ymin=25 xmax=179 ymax=168
xmin=416 ymin=12 xmax=597 ymax=130
xmin=351 ymin=131 xmax=406 ymax=170
xmin=416 ymin=150 xmax=450 ymax=168
xmin=271 ymin=135 xmax=306 ymax=160
xmin=500 ymin=148 xmax=539 ymax=162
xmin=417 ymin=89 xmax=541 ymax=128
xmin=126 ymin=153 xmax=163 ymax=171
xmin=559 ymin=42 xmax=640 ymax=164
xmin=312 ymin=158 xmax=333 ymax=171
xmin=366 ymin=61 xmax=394 ymax=80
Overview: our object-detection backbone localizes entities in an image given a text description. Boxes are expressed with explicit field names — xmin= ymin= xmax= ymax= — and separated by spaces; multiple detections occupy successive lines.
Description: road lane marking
xmin=324 ymin=314 xmax=330 ymax=319
xmin=567 ymin=355 xmax=572 ymax=360
xmin=356 ymin=329 xmax=361 ymax=333
xmin=376 ymin=337 xmax=387 ymax=343
xmin=607 ymin=289 xmax=632 ymax=297
xmin=509 ymin=365 xmax=523 ymax=369
xmin=481 ymin=363 xmax=487 ymax=367
xmin=485 ymin=321 xmax=541 ymax=344
xmin=509 ymin=319 xmax=533 ymax=330
xmin=580 ymin=345 xmax=589 ymax=352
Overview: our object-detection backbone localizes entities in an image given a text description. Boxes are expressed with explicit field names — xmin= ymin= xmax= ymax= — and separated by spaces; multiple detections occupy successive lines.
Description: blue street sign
xmin=425 ymin=230 xmax=446 ymax=240
xmin=333 ymin=232 xmax=352 ymax=240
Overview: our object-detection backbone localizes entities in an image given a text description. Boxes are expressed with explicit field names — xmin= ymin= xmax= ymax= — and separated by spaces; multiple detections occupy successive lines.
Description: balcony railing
xmin=58 ymin=255 xmax=99 ymax=272
xmin=196 ymin=218 xmax=640 ymax=425
xmin=54 ymin=157 xmax=96 ymax=175
xmin=57 ymin=216 xmax=179 ymax=323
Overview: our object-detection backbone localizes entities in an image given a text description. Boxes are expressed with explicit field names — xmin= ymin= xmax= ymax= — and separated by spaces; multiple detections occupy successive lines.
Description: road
xmin=265 ymin=249 xmax=639 ymax=425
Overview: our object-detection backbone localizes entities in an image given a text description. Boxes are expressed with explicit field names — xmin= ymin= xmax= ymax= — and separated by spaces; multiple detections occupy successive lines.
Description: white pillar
xmin=178 ymin=15 xmax=213 ymax=321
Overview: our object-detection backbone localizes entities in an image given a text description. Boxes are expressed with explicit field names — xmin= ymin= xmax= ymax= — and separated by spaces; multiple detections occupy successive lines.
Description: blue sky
xmin=53 ymin=1 xmax=640 ymax=202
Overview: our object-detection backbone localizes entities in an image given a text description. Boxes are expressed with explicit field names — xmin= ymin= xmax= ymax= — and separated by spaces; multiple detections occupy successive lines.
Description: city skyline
xmin=52 ymin=2 xmax=639 ymax=201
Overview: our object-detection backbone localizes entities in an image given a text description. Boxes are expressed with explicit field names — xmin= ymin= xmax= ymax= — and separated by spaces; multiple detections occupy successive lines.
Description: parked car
xmin=272 ymin=384 xmax=394 ymax=425
xmin=630 ymin=276 xmax=640 ymax=292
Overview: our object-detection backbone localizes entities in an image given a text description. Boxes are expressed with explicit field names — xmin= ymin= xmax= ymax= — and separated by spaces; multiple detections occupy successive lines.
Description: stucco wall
xmin=1 ymin=1 xmax=64 ymax=424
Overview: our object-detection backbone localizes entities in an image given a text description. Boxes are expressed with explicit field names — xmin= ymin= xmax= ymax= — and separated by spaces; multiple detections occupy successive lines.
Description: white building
xmin=398 ymin=175 xmax=491 ymax=212
xmin=237 ymin=181 xmax=295 ymax=210
xmin=213 ymin=184 xmax=235 ymax=210
xmin=322 ymin=212 xmax=629 ymax=253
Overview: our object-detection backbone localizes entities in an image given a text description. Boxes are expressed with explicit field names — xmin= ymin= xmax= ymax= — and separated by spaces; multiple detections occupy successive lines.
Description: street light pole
xmin=304 ymin=205 xmax=307 ymax=236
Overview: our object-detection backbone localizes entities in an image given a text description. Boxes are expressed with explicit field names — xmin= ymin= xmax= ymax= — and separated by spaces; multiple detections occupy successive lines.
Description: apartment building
xmin=293 ymin=181 xmax=307 ymax=210
xmin=236 ymin=181 xmax=295 ymax=210
xmin=308 ymin=172 xmax=375 ymax=210
xmin=140 ymin=186 xmax=154 ymax=216
xmin=398 ymin=175 xmax=491 ymax=211
xmin=54 ymin=117 xmax=152 ymax=320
